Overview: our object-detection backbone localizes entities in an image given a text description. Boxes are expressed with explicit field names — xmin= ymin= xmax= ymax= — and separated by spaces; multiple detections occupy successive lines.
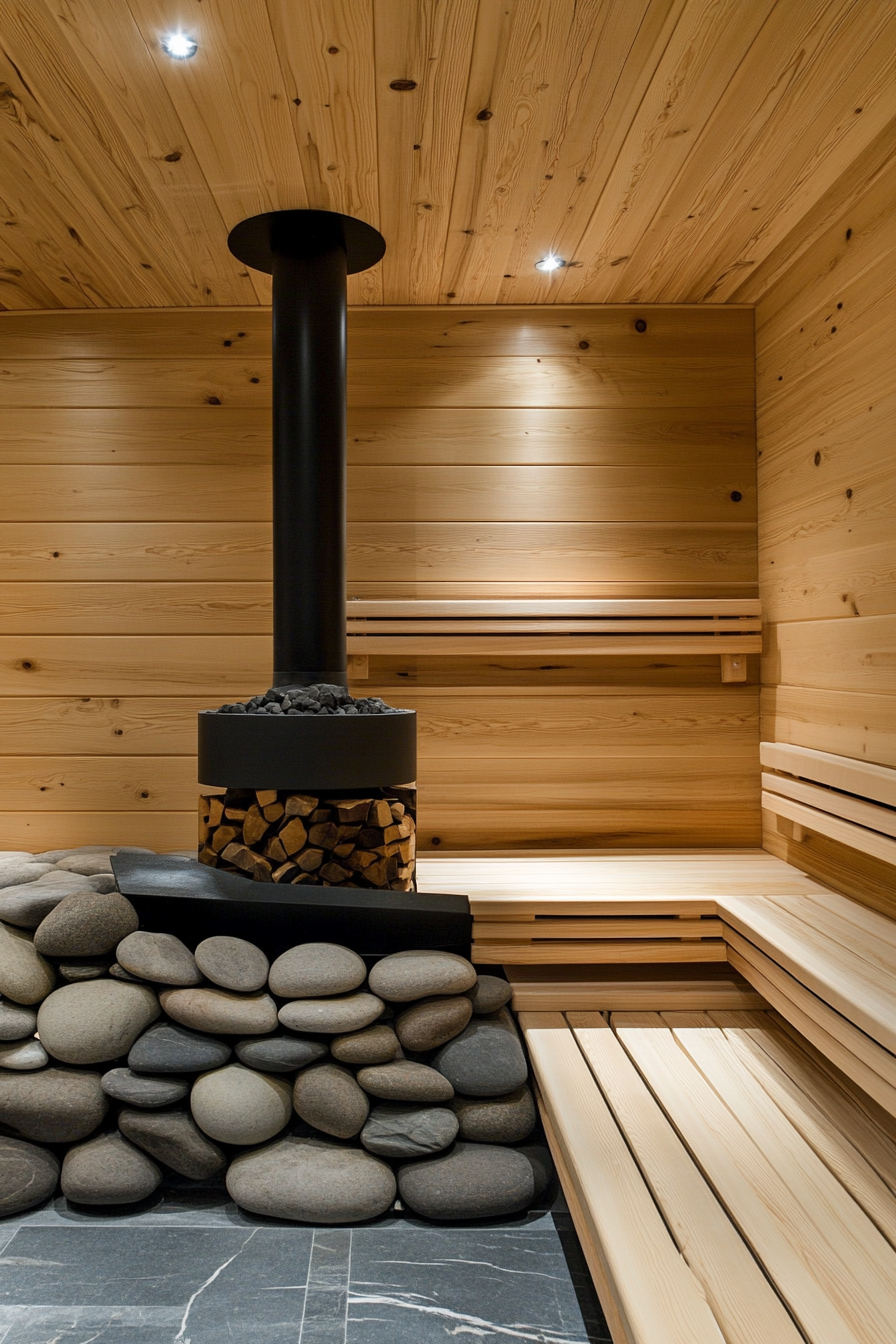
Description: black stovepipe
xmin=228 ymin=209 xmax=385 ymax=689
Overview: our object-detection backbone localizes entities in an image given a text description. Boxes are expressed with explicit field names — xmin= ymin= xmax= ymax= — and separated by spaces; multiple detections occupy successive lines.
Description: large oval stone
xmin=119 ymin=1106 xmax=227 ymax=1180
xmin=356 ymin=1061 xmax=454 ymax=1103
xmin=128 ymin=1021 xmax=231 ymax=1074
xmin=37 ymin=980 xmax=160 ymax=1065
xmin=0 ymin=1068 xmax=108 ymax=1143
xmin=55 ymin=853 xmax=115 ymax=876
xmin=0 ymin=880 xmax=80 ymax=930
xmin=398 ymin=1143 xmax=534 ymax=1220
xmin=433 ymin=1011 xmax=528 ymax=1097
xmin=194 ymin=936 xmax=269 ymax=993
xmin=452 ymin=1085 xmax=536 ymax=1143
xmin=0 ymin=922 xmax=55 ymax=1005
xmin=0 ymin=1038 xmax=48 ymax=1071
xmin=0 ymin=1136 xmax=59 ymax=1216
xmin=116 ymin=932 xmax=201 ymax=986
xmin=0 ymin=999 xmax=38 ymax=1040
xmin=293 ymin=1063 xmax=369 ymax=1139
xmin=368 ymin=950 xmax=477 ymax=1003
xmin=235 ymin=1033 xmax=328 ymax=1073
xmin=33 ymin=890 xmax=139 ymax=958
xmin=159 ymin=987 xmax=278 ymax=1035
xmin=278 ymin=992 xmax=382 ymax=1035
xmin=466 ymin=974 xmax=513 ymax=1015
xmin=395 ymin=996 xmax=472 ymax=1051
xmin=61 ymin=1131 xmax=161 ymax=1205
xmin=268 ymin=943 xmax=367 ymax=998
xmin=361 ymin=1103 xmax=458 ymax=1158
xmin=101 ymin=1068 xmax=190 ymax=1108
xmin=190 ymin=1064 xmax=293 ymax=1145
xmin=331 ymin=1024 xmax=399 ymax=1065
xmin=227 ymin=1136 xmax=396 ymax=1223
xmin=0 ymin=860 xmax=55 ymax=889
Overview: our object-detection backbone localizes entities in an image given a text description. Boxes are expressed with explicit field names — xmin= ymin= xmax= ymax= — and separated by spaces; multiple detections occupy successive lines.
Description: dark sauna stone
xmin=0 ymin=1136 xmax=59 ymax=1216
xmin=118 ymin=1106 xmax=227 ymax=1180
xmin=235 ymin=1032 xmax=328 ymax=1073
xmin=432 ymin=1011 xmax=528 ymax=1098
xmin=215 ymin=682 xmax=404 ymax=716
xmin=128 ymin=1020 xmax=232 ymax=1074
xmin=101 ymin=1067 xmax=190 ymax=1108
xmin=398 ymin=1143 xmax=534 ymax=1220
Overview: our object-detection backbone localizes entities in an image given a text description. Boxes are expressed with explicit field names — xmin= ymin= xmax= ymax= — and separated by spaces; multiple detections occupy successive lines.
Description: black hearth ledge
xmin=112 ymin=852 xmax=471 ymax=960
xmin=197 ymin=707 xmax=416 ymax=790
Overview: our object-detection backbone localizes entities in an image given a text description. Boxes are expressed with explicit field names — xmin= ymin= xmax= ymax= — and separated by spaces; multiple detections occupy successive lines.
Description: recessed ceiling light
xmin=534 ymin=254 xmax=565 ymax=273
xmin=162 ymin=31 xmax=198 ymax=59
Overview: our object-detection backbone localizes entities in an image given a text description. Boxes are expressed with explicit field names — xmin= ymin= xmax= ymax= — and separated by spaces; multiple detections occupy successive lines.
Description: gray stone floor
xmin=0 ymin=1184 xmax=610 ymax=1343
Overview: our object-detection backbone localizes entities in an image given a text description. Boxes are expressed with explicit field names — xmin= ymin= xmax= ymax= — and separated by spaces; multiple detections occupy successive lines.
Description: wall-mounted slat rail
xmin=761 ymin=743 xmax=896 ymax=864
xmin=346 ymin=599 xmax=761 ymax=683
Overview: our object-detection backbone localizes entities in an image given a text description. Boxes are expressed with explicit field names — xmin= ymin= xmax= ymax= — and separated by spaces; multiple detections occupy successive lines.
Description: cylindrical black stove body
xmin=271 ymin=225 xmax=347 ymax=687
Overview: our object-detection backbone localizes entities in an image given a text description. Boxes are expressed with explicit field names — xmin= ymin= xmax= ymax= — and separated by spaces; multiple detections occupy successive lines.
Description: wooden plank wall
xmin=756 ymin=146 xmax=896 ymax=909
xmin=0 ymin=305 xmax=758 ymax=852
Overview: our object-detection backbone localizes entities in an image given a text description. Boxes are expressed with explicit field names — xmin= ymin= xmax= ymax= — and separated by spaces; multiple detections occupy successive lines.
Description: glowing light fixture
xmin=161 ymin=31 xmax=198 ymax=59
xmin=534 ymin=254 xmax=565 ymax=273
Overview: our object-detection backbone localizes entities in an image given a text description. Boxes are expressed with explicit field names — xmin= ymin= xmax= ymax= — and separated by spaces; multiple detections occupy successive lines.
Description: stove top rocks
xmin=215 ymin=683 xmax=403 ymax=717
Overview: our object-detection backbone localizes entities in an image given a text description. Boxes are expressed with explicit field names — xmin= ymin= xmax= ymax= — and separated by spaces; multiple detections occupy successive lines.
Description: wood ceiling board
xmin=0 ymin=1 xmax=892 ymax=308
xmin=373 ymin=0 xmax=478 ymax=304
xmin=614 ymin=0 xmax=896 ymax=304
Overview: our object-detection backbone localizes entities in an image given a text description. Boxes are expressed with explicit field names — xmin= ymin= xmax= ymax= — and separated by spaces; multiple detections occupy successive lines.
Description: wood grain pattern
xmin=0 ymin=6 xmax=893 ymax=309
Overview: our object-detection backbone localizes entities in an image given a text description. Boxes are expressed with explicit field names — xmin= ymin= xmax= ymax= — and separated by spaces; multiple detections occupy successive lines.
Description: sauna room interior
xmin=0 ymin=3 xmax=894 ymax=1342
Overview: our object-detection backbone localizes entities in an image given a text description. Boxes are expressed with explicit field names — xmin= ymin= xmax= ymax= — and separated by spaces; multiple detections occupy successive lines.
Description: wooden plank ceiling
xmin=0 ymin=0 xmax=893 ymax=311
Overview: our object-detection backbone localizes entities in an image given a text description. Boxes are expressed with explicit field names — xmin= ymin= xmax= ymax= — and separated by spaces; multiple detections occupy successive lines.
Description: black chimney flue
xmin=227 ymin=209 xmax=386 ymax=688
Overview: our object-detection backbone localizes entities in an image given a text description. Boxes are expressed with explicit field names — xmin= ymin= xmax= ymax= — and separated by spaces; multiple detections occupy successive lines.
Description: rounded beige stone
xmin=37 ymin=980 xmax=160 ymax=1065
xmin=159 ymin=987 xmax=278 ymax=1035
xmin=190 ymin=1063 xmax=293 ymax=1145
xmin=0 ymin=923 xmax=55 ymax=1006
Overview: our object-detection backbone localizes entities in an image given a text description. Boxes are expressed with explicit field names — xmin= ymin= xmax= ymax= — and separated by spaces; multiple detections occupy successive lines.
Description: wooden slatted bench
xmin=761 ymin=742 xmax=896 ymax=865
xmin=522 ymin=1008 xmax=896 ymax=1344
xmin=346 ymin=598 xmax=761 ymax=682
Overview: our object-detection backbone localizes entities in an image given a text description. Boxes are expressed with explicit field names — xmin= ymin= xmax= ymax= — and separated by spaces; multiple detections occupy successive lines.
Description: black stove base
xmin=112 ymin=853 xmax=471 ymax=961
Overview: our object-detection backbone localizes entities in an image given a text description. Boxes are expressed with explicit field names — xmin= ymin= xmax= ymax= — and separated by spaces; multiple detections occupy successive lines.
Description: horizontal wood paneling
xmin=757 ymin=134 xmax=896 ymax=905
xmin=0 ymin=521 xmax=756 ymax=588
xmin=0 ymin=305 xmax=757 ymax=850
xmin=0 ymin=463 xmax=755 ymax=523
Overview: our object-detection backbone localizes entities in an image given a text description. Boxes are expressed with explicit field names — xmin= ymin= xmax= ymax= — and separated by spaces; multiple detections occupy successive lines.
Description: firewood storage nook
xmin=0 ymin=4 xmax=893 ymax=1339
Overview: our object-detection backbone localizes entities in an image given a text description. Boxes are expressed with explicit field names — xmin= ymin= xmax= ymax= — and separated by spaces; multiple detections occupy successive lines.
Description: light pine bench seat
xmin=522 ymin=1010 xmax=896 ymax=1344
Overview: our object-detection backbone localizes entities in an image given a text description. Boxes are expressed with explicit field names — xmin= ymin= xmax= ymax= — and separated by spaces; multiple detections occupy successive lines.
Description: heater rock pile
xmin=214 ymin=683 xmax=401 ymax=717
xmin=0 ymin=852 xmax=546 ymax=1224
xmin=199 ymin=788 xmax=416 ymax=889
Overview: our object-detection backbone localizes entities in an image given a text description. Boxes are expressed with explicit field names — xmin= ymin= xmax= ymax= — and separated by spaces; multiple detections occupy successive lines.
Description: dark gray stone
xmin=0 ymin=1136 xmax=59 ymax=1216
xmin=194 ymin=935 xmax=269 ymax=992
xmin=0 ymin=998 xmax=37 ymax=1040
xmin=190 ymin=1063 xmax=293 ymax=1145
xmin=119 ymin=1105 xmax=227 ymax=1180
xmin=159 ymin=986 xmax=278 ymax=1035
xmin=293 ymin=1062 xmax=369 ymax=1139
xmin=268 ymin=942 xmax=367 ymax=998
xmin=58 ymin=958 xmax=112 ymax=982
xmin=116 ymin=931 xmax=202 ymax=986
xmin=33 ymin=890 xmax=139 ymax=957
xmin=356 ymin=1060 xmax=454 ymax=1103
xmin=466 ymin=974 xmax=513 ymax=1015
xmin=433 ymin=1010 xmax=528 ymax=1097
xmin=361 ymin=1102 xmax=458 ymax=1158
xmin=109 ymin=961 xmax=146 ymax=982
xmin=518 ymin=1142 xmax=554 ymax=1198
xmin=235 ymin=1032 xmax=327 ymax=1073
xmin=451 ymin=1085 xmax=536 ymax=1143
xmin=368 ymin=950 xmax=477 ymax=1002
xmin=331 ymin=1023 xmax=399 ymax=1065
xmin=61 ymin=1130 xmax=162 ymax=1205
xmin=227 ymin=1135 xmax=396 ymax=1223
xmin=278 ymin=991 xmax=383 ymax=1035
xmin=0 ymin=922 xmax=56 ymax=1005
xmin=395 ymin=995 xmax=472 ymax=1051
xmin=37 ymin=980 xmax=160 ymax=1065
xmin=398 ymin=1142 xmax=534 ymax=1220
xmin=0 ymin=1038 xmax=48 ymax=1070
xmin=128 ymin=1020 xmax=232 ymax=1074
xmin=0 ymin=1067 xmax=108 ymax=1142
xmin=101 ymin=1067 xmax=190 ymax=1108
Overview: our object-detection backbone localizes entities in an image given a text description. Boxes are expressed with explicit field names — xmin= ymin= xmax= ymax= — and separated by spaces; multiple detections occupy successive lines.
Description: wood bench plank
xmin=520 ymin=1012 xmax=727 ymax=1344
xmin=761 ymin=771 xmax=896 ymax=838
xmin=615 ymin=1012 xmax=896 ymax=1344
xmin=506 ymin=964 xmax=765 ymax=1012
xmin=473 ymin=939 xmax=727 ymax=965
xmin=707 ymin=1012 xmax=896 ymax=1246
xmin=568 ymin=1013 xmax=802 ymax=1344
xmin=725 ymin=931 xmax=896 ymax=1115
xmin=474 ymin=917 xmax=723 ymax=939
xmin=718 ymin=893 xmax=896 ymax=1053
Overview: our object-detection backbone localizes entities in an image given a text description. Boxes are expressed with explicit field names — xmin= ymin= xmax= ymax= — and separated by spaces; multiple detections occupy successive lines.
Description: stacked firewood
xmin=199 ymin=788 xmax=416 ymax=890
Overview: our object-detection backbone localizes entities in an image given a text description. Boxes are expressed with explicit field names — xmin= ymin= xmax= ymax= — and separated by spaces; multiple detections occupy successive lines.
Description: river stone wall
xmin=0 ymin=847 xmax=547 ymax=1223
